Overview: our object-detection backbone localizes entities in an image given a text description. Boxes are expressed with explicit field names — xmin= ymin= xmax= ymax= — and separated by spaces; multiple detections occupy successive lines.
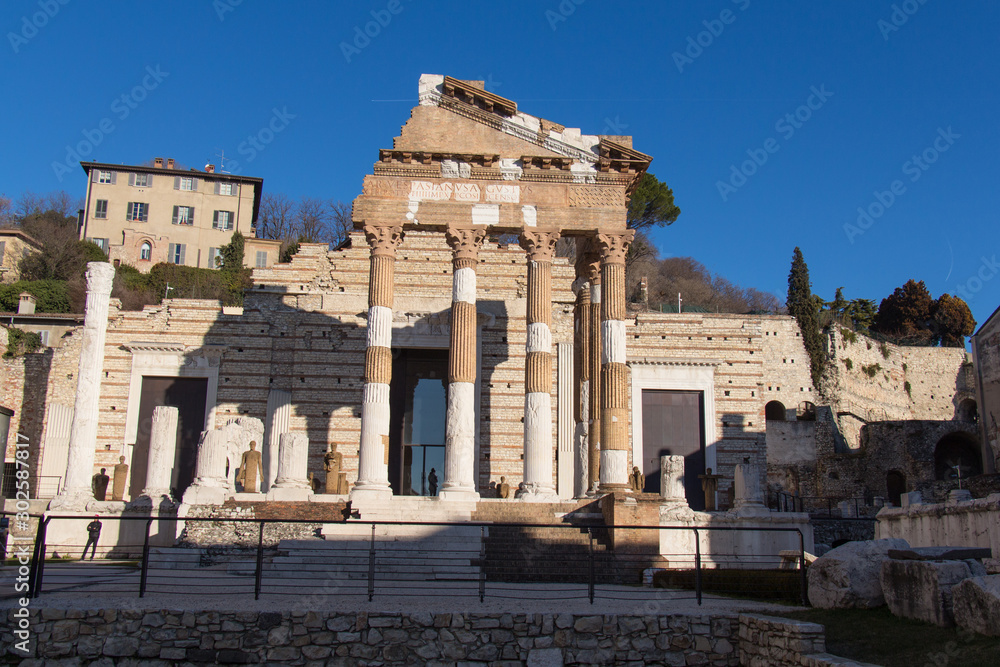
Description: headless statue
xmin=112 ymin=456 xmax=129 ymax=501
xmin=498 ymin=476 xmax=511 ymax=499
xmin=237 ymin=441 xmax=264 ymax=493
xmin=630 ymin=466 xmax=644 ymax=493
xmin=324 ymin=444 xmax=344 ymax=494
xmin=92 ymin=468 xmax=110 ymax=501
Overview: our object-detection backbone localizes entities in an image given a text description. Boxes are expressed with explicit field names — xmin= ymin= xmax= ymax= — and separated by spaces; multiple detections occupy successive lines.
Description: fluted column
xmin=140 ymin=406 xmax=179 ymax=501
xmin=52 ymin=262 xmax=115 ymax=509
xmin=572 ymin=244 xmax=591 ymax=499
xmin=352 ymin=223 xmax=404 ymax=501
xmin=585 ymin=251 xmax=602 ymax=494
xmin=519 ymin=230 xmax=560 ymax=500
xmin=597 ymin=231 xmax=633 ymax=491
xmin=440 ymin=225 xmax=486 ymax=501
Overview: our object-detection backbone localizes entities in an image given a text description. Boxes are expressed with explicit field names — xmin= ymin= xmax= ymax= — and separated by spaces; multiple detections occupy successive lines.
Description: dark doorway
xmin=765 ymin=401 xmax=786 ymax=421
xmin=641 ymin=390 xmax=706 ymax=509
xmin=388 ymin=349 xmax=448 ymax=496
xmin=934 ymin=431 xmax=982 ymax=482
xmin=886 ymin=470 xmax=906 ymax=506
xmin=131 ymin=376 xmax=208 ymax=499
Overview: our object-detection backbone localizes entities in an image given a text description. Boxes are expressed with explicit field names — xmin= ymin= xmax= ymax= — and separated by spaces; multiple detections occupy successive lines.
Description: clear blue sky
xmin=3 ymin=0 xmax=998 ymax=329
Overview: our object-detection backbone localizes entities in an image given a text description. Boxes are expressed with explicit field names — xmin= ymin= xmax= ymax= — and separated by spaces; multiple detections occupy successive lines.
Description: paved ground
xmin=1 ymin=562 xmax=801 ymax=615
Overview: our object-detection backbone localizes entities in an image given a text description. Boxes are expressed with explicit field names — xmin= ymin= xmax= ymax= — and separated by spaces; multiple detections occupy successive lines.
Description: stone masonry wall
xmin=5 ymin=609 xmax=740 ymax=666
xmin=738 ymin=613 xmax=878 ymax=667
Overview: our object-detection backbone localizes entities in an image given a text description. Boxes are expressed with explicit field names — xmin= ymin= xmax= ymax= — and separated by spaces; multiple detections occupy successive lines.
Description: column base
xmin=267 ymin=486 xmax=313 ymax=502
xmin=349 ymin=485 xmax=393 ymax=504
xmin=48 ymin=490 xmax=108 ymax=511
xmin=130 ymin=492 xmax=177 ymax=511
xmin=438 ymin=487 xmax=480 ymax=502
xmin=180 ymin=485 xmax=230 ymax=507
xmin=598 ymin=483 xmax=630 ymax=494
xmin=517 ymin=484 xmax=559 ymax=502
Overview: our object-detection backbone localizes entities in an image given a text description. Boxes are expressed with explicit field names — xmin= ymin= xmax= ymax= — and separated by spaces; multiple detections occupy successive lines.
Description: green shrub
xmin=879 ymin=342 xmax=891 ymax=359
xmin=840 ymin=328 xmax=857 ymax=344
xmin=843 ymin=358 xmax=853 ymax=371
xmin=904 ymin=381 xmax=912 ymax=398
xmin=861 ymin=363 xmax=881 ymax=378
xmin=4 ymin=327 xmax=42 ymax=357
xmin=0 ymin=280 xmax=71 ymax=313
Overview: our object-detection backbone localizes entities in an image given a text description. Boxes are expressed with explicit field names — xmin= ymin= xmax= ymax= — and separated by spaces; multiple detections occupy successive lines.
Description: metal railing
xmin=773 ymin=492 xmax=884 ymax=518
xmin=2 ymin=513 xmax=809 ymax=607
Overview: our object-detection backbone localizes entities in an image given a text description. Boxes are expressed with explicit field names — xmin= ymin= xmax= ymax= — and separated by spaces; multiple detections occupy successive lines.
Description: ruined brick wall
xmin=760 ymin=316 xmax=818 ymax=417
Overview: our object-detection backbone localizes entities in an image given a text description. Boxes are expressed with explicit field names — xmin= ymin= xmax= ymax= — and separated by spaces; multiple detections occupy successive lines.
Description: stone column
xmin=140 ymin=406 xmax=179 ymax=501
xmin=52 ymin=262 xmax=115 ymax=509
xmin=352 ymin=223 xmax=404 ymax=502
xmin=597 ymin=231 xmax=633 ymax=491
xmin=661 ymin=455 xmax=687 ymax=506
xmin=192 ymin=430 xmax=229 ymax=486
xmin=572 ymin=246 xmax=592 ymax=499
xmin=440 ymin=225 xmax=486 ymax=501
xmin=585 ymin=252 xmax=602 ymax=494
xmin=269 ymin=433 xmax=312 ymax=500
xmin=519 ymin=230 xmax=560 ymax=500
xmin=263 ymin=388 xmax=291 ymax=492
xmin=734 ymin=463 xmax=769 ymax=517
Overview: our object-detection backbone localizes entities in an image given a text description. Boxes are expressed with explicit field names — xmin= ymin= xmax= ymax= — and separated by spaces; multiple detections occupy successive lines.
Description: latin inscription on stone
xmin=454 ymin=183 xmax=481 ymax=202
xmin=409 ymin=181 xmax=453 ymax=201
xmin=486 ymin=184 xmax=519 ymax=203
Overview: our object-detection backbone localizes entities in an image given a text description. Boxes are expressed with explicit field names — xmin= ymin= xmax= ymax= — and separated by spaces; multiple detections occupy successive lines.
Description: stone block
xmin=102 ymin=637 xmax=139 ymax=657
xmin=888 ymin=547 xmax=991 ymax=561
xmin=808 ymin=538 xmax=909 ymax=608
xmin=527 ymin=647 xmax=564 ymax=666
xmin=881 ymin=558 xmax=986 ymax=626
xmin=952 ymin=574 xmax=1000 ymax=636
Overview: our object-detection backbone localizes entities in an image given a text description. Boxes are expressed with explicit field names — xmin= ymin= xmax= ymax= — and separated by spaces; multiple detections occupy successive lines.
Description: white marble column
xmin=39 ymin=403 xmax=73 ymax=497
xmin=734 ymin=463 xmax=769 ymax=517
xmin=352 ymin=224 xmax=404 ymax=502
xmin=440 ymin=225 xmax=485 ymax=501
xmin=140 ymin=406 xmax=179 ymax=501
xmin=661 ymin=455 xmax=687 ymax=505
xmin=263 ymin=388 xmax=291 ymax=492
xmin=51 ymin=262 xmax=115 ymax=509
xmin=597 ymin=232 xmax=633 ymax=492
xmin=519 ymin=230 xmax=560 ymax=501
xmin=269 ymin=433 xmax=312 ymax=500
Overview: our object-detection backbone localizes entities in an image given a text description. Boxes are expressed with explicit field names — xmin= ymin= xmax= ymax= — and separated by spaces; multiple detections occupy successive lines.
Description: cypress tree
xmin=787 ymin=247 xmax=826 ymax=389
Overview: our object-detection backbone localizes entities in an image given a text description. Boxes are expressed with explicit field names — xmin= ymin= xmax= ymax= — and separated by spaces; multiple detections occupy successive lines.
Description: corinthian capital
xmin=364 ymin=224 xmax=405 ymax=258
xmin=86 ymin=261 xmax=116 ymax=296
xmin=445 ymin=225 xmax=487 ymax=265
xmin=596 ymin=230 xmax=635 ymax=265
xmin=518 ymin=230 xmax=560 ymax=262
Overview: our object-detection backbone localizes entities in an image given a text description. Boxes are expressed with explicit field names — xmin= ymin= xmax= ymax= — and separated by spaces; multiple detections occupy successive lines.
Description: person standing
xmin=82 ymin=515 xmax=102 ymax=560
xmin=428 ymin=468 xmax=438 ymax=496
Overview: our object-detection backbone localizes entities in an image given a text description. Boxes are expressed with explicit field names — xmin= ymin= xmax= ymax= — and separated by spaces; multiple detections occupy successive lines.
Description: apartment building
xmin=79 ymin=158 xmax=280 ymax=271
xmin=0 ymin=229 xmax=44 ymax=283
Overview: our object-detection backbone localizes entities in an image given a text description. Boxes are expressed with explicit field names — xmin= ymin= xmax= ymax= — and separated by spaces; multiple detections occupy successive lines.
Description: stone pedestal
xmin=50 ymin=262 xmax=116 ymax=510
xmin=137 ymin=406 xmax=179 ymax=506
xmin=268 ymin=433 xmax=312 ymax=501
xmin=353 ymin=224 xmax=404 ymax=503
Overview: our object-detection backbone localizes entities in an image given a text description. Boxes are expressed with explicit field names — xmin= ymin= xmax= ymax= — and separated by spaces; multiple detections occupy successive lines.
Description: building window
xmin=97 ymin=170 xmax=114 ymax=184
xmin=131 ymin=173 xmax=152 ymax=187
xmin=38 ymin=330 xmax=49 ymax=347
xmin=172 ymin=205 xmax=195 ymax=225
xmin=213 ymin=210 xmax=233 ymax=231
xmin=140 ymin=242 xmax=152 ymax=261
xmin=217 ymin=182 xmax=235 ymax=196
xmin=256 ymin=250 xmax=267 ymax=268
xmin=0 ymin=241 xmax=6 ymax=258
xmin=94 ymin=200 xmax=108 ymax=219
xmin=208 ymin=247 xmax=219 ymax=268
xmin=175 ymin=177 xmax=196 ymax=191
xmin=167 ymin=243 xmax=186 ymax=265
xmin=126 ymin=202 xmax=149 ymax=222
xmin=88 ymin=237 xmax=109 ymax=252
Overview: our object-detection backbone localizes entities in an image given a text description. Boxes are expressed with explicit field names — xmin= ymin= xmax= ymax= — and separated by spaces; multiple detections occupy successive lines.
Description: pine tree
xmin=787 ymin=248 xmax=826 ymax=389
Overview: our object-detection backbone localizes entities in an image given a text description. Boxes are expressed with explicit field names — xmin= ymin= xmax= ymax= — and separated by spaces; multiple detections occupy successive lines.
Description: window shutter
xmin=127 ymin=202 xmax=133 ymax=220
xmin=192 ymin=178 xmax=198 ymax=192
xmin=213 ymin=211 xmax=219 ymax=229
xmin=147 ymin=175 xmax=153 ymax=187
xmin=172 ymin=206 xmax=179 ymax=224
xmin=110 ymin=172 xmax=117 ymax=185
xmin=229 ymin=211 xmax=235 ymax=230
xmin=168 ymin=243 xmax=176 ymax=263
xmin=179 ymin=244 xmax=186 ymax=265
xmin=230 ymin=183 xmax=237 ymax=196
xmin=208 ymin=247 xmax=216 ymax=268
xmin=214 ymin=182 xmax=220 ymax=195
xmin=174 ymin=177 xmax=180 ymax=190
xmin=128 ymin=173 xmax=135 ymax=186
xmin=142 ymin=204 xmax=148 ymax=222
xmin=189 ymin=207 xmax=195 ymax=225
xmin=92 ymin=170 xmax=100 ymax=183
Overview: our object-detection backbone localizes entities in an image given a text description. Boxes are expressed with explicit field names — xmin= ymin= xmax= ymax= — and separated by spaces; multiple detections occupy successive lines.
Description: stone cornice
xmin=126 ymin=342 xmax=227 ymax=357
xmin=627 ymin=357 xmax=723 ymax=368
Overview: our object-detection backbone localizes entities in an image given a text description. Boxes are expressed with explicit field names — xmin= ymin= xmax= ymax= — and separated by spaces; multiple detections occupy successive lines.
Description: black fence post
xmin=587 ymin=527 xmax=595 ymax=605
xmin=29 ymin=516 xmax=49 ymax=598
xmin=139 ymin=518 xmax=153 ymax=598
xmin=367 ymin=523 xmax=376 ymax=602
xmin=254 ymin=521 xmax=265 ymax=601
xmin=694 ymin=528 xmax=702 ymax=606
xmin=798 ymin=529 xmax=808 ymax=607
xmin=478 ymin=525 xmax=486 ymax=603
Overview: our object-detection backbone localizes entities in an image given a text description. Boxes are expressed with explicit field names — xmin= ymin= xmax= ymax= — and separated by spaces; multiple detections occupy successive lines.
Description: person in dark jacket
xmin=82 ymin=515 xmax=102 ymax=560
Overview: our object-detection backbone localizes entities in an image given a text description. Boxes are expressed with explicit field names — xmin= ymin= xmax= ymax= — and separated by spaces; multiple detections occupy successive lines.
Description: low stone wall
xmin=5 ymin=609 xmax=741 ymax=665
xmin=812 ymin=519 xmax=875 ymax=548
xmin=739 ymin=613 xmax=879 ymax=667
xmin=875 ymin=494 xmax=1000 ymax=555
xmin=178 ymin=500 xmax=347 ymax=548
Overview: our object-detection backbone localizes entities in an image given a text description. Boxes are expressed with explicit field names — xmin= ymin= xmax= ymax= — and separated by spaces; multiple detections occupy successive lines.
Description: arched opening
xmin=956 ymin=399 xmax=978 ymax=424
xmin=140 ymin=241 xmax=152 ymax=261
xmin=886 ymin=470 xmax=906 ymax=506
xmin=765 ymin=401 xmax=786 ymax=421
xmin=934 ymin=432 xmax=982 ymax=482
xmin=797 ymin=401 xmax=816 ymax=421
